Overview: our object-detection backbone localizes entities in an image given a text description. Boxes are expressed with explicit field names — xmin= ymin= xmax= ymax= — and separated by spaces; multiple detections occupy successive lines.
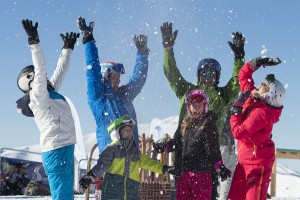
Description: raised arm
xmin=50 ymin=32 xmax=79 ymax=91
xmin=161 ymin=22 xmax=192 ymax=98
xmin=124 ymin=34 xmax=150 ymax=101
xmin=77 ymin=17 xmax=104 ymax=101
xmin=239 ymin=57 xmax=281 ymax=93
xmin=221 ymin=32 xmax=245 ymax=101
xmin=22 ymin=19 xmax=47 ymax=100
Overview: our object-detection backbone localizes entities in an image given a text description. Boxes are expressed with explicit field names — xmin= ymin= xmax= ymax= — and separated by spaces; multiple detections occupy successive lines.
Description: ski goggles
xmin=185 ymin=89 xmax=209 ymax=105
xmin=200 ymin=65 xmax=216 ymax=77
xmin=100 ymin=62 xmax=125 ymax=78
xmin=199 ymin=62 xmax=221 ymax=72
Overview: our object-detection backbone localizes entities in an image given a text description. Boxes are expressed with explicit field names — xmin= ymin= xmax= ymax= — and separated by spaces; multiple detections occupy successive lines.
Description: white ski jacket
xmin=28 ymin=43 xmax=76 ymax=152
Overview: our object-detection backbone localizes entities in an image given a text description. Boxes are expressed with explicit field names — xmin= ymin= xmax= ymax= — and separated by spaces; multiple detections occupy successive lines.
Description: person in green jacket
xmin=79 ymin=115 xmax=175 ymax=200
xmin=160 ymin=22 xmax=245 ymax=200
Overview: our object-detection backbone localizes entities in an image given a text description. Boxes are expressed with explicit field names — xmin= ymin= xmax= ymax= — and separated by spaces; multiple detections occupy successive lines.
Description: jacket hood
xmin=266 ymin=103 xmax=283 ymax=124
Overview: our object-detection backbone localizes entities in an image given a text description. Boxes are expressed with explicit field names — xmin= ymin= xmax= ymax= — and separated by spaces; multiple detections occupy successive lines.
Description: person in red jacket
xmin=227 ymin=57 xmax=285 ymax=200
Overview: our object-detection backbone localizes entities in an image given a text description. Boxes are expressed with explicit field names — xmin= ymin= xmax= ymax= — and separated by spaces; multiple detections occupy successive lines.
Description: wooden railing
xmin=270 ymin=148 xmax=300 ymax=197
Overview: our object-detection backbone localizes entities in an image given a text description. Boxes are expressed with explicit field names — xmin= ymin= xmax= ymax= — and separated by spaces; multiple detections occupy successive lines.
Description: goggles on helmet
xmin=200 ymin=66 xmax=216 ymax=77
xmin=185 ymin=89 xmax=209 ymax=105
xmin=199 ymin=62 xmax=221 ymax=73
xmin=100 ymin=62 xmax=125 ymax=79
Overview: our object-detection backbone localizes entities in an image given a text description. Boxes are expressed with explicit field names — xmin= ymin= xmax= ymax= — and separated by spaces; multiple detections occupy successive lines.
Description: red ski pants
xmin=176 ymin=171 xmax=212 ymax=200
xmin=227 ymin=163 xmax=272 ymax=200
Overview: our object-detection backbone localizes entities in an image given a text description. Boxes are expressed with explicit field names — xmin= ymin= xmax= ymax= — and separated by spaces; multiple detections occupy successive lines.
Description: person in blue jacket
xmin=77 ymin=17 xmax=150 ymax=152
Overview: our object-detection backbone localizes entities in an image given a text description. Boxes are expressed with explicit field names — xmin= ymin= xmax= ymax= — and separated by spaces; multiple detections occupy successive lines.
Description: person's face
xmin=18 ymin=166 xmax=25 ymax=174
xmin=188 ymin=103 xmax=204 ymax=118
xmin=108 ymin=73 xmax=121 ymax=91
xmin=119 ymin=125 xmax=133 ymax=141
xmin=252 ymin=82 xmax=270 ymax=98
xmin=199 ymin=67 xmax=217 ymax=87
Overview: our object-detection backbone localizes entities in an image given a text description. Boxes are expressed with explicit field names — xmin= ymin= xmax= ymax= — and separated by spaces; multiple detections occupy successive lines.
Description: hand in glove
xmin=153 ymin=139 xmax=176 ymax=153
xmin=133 ymin=34 xmax=150 ymax=54
xmin=77 ymin=16 xmax=95 ymax=44
xmin=60 ymin=32 xmax=80 ymax=50
xmin=22 ymin=19 xmax=39 ymax=45
xmin=265 ymin=74 xmax=275 ymax=84
xmin=230 ymin=90 xmax=251 ymax=115
xmin=216 ymin=164 xmax=231 ymax=182
xmin=228 ymin=32 xmax=245 ymax=59
xmin=160 ymin=22 xmax=178 ymax=51
xmin=250 ymin=57 xmax=281 ymax=70
xmin=162 ymin=165 xmax=182 ymax=177
xmin=79 ymin=171 xmax=96 ymax=190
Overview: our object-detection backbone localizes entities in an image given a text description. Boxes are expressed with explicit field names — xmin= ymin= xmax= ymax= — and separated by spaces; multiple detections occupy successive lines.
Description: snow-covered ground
xmin=1 ymin=116 xmax=300 ymax=199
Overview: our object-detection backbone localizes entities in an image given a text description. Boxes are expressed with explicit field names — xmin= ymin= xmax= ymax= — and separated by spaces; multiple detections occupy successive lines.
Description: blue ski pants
xmin=42 ymin=145 xmax=74 ymax=200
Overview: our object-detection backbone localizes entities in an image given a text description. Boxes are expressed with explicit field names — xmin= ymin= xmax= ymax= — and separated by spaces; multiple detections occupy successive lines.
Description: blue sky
xmin=1 ymin=1 xmax=300 ymax=169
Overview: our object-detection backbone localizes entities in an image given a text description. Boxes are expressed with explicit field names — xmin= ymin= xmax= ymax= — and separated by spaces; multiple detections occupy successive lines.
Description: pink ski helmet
xmin=185 ymin=89 xmax=210 ymax=113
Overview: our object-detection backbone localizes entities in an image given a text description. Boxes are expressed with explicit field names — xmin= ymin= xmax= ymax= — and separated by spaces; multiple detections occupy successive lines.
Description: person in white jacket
xmin=16 ymin=19 xmax=79 ymax=200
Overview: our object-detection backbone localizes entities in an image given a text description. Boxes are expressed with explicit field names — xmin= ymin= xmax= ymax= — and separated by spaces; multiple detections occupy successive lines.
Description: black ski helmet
xmin=17 ymin=65 xmax=35 ymax=93
xmin=197 ymin=58 xmax=221 ymax=85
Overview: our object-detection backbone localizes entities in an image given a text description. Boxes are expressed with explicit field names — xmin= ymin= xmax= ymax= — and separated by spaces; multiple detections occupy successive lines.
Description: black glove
xmin=153 ymin=141 xmax=165 ymax=153
xmin=133 ymin=34 xmax=150 ymax=54
xmin=79 ymin=171 xmax=96 ymax=190
xmin=250 ymin=57 xmax=281 ymax=70
xmin=160 ymin=22 xmax=178 ymax=51
xmin=265 ymin=74 xmax=275 ymax=84
xmin=216 ymin=164 xmax=231 ymax=182
xmin=228 ymin=32 xmax=245 ymax=59
xmin=153 ymin=139 xmax=175 ymax=153
xmin=230 ymin=90 xmax=251 ymax=115
xmin=162 ymin=165 xmax=181 ymax=176
xmin=77 ymin=16 xmax=95 ymax=44
xmin=22 ymin=19 xmax=39 ymax=45
xmin=60 ymin=32 xmax=80 ymax=50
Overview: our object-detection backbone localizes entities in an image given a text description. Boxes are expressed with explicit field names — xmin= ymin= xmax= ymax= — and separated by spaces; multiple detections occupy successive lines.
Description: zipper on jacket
xmin=253 ymin=144 xmax=257 ymax=158
xmin=124 ymin=176 xmax=127 ymax=200
xmin=103 ymin=180 xmax=108 ymax=194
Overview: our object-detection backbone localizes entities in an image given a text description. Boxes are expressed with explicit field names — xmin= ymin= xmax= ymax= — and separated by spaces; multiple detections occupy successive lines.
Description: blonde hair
xmin=181 ymin=112 xmax=195 ymax=137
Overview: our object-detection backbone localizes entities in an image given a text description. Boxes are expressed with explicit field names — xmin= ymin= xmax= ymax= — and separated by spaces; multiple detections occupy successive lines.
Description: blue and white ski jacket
xmin=28 ymin=44 xmax=77 ymax=152
xmin=84 ymin=41 xmax=148 ymax=152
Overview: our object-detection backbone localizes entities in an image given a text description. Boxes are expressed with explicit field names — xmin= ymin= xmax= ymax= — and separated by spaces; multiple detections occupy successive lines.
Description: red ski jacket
xmin=230 ymin=62 xmax=283 ymax=166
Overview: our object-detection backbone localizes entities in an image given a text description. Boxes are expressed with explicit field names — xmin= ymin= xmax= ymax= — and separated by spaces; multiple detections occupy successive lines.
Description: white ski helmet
xmin=107 ymin=115 xmax=135 ymax=142
xmin=262 ymin=74 xmax=286 ymax=108
xmin=17 ymin=65 xmax=35 ymax=93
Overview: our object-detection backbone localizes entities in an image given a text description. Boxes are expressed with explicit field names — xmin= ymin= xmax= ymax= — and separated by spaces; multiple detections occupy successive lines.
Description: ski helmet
xmin=262 ymin=74 xmax=285 ymax=108
xmin=17 ymin=65 xmax=35 ymax=93
xmin=107 ymin=115 xmax=135 ymax=142
xmin=100 ymin=62 xmax=125 ymax=79
xmin=185 ymin=89 xmax=210 ymax=113
xmin=197 ymin=58 xmax=221 ymax=85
